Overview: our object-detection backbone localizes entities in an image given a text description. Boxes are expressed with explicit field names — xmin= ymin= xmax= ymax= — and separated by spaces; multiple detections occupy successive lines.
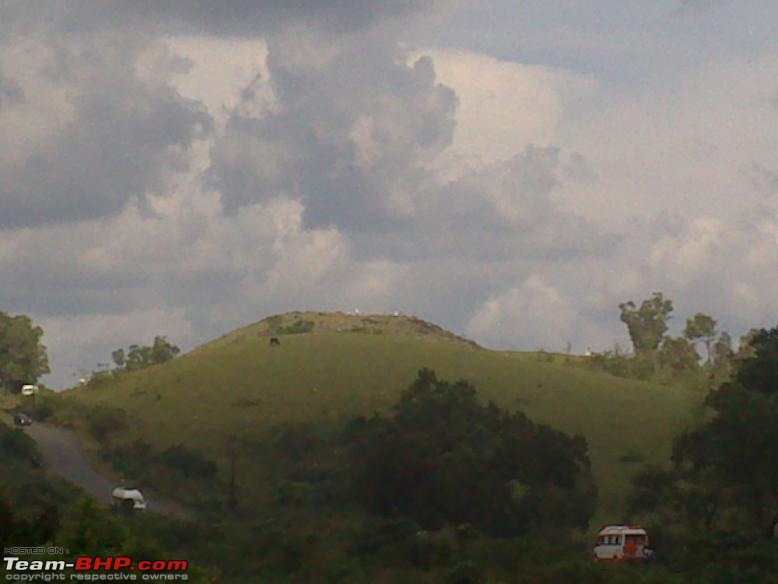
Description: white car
xmin=112 ymin=487 xmax=147 ymax=512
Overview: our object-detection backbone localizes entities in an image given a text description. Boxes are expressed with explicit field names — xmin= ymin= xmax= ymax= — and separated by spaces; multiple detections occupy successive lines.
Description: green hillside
xmin=60 ymin=311 xmax=704 ymax=526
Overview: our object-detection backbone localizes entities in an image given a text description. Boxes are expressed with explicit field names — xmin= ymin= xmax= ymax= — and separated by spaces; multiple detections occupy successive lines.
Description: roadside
xmin=1 ymin=412 xmax=189 ymax=519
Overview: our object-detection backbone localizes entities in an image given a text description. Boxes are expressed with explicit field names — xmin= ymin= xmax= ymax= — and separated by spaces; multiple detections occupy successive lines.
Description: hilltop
xmin=193 ymin=310 xmax=482 ymax=352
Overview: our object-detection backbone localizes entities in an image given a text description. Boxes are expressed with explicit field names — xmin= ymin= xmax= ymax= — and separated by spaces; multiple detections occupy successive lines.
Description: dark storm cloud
xmin=1 ymin=0 xmax=437 ymax=39
xmin=0 ymin=5 xmax=213 ymax=228
xmin=0 ymin=87 xmax=210 ymax=228
xmin=119 ymin=0 xmax=436 ymax=36
xmin=0 ymin=0 xmax=442 ymax=230
xmin=210 ymin=36 xmax=458 ymax=232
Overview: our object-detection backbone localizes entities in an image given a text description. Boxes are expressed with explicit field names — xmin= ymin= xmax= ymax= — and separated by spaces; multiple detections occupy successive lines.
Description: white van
xmin=112 ymin=486 xmax=147 ymax=512
xmin=593 ymin=525 xmax=652 ymax=562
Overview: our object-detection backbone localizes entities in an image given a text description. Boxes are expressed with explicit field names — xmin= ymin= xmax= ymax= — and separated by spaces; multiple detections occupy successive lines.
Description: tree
xmin=619 ymin=293 xmax=673 ymax=354
xmin=736 ymin=328 xmax=762 ymax=361
xmin=125 ymin=344 xmax=152 ymax=371
xmin=0 ymin=310 xmax=49 ymax=391
xmin=345 ymin=369 xmax=596 ymax=537
xmin=644 ymin=325 xmax=778 ymax=540
xmin=629 ymin=465 xmax=722 ymax=534
xmin=111 ymin=336 xmax=180 ymax=374
xmin=683 ymin=313 xmax=717 ymax=364
xmin=711 ymin=331 xmax=734 ymax=371
xmin=111 ymin=348 xmax=125 ymax=370
xmin=150 ymin=335 xmax=180 ymax=365
xmin=734 ymin=327 xmax=778 ymax=396
xmin=657 ymin=336 xmax=700 ymax=374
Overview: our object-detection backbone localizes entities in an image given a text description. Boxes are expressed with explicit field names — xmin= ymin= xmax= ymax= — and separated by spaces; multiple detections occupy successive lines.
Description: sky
xmin=0 ymin=0 xmax=777 ymax=387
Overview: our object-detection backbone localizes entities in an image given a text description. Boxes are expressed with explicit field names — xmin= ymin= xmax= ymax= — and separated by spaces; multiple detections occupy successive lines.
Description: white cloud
xmin=466 ymin=275 xmax=578 ymax=351
xmin=424 ymin=49 xmax=567 ymax=167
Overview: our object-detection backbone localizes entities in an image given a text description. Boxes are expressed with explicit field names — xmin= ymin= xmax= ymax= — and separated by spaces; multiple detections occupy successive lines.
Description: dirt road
xmin=5 ymin=416 xmax=188 ymax=519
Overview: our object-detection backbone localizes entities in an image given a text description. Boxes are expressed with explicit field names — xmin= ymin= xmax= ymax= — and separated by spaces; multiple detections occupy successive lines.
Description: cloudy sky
xmin=1 ymin=0 xmax=777 ymax=387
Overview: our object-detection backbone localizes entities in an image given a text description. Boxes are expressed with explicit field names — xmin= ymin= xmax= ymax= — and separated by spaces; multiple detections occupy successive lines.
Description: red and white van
xmin=593 ymin=525 xmax=652 ymax=562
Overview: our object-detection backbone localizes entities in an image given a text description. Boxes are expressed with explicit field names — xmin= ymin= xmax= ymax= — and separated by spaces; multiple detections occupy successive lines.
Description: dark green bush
xmin=345 ymin=369 xmax=596 ymax=537
xmin=277 ymin=319 xmax=314 ymax=334
xmin=86 ymin=406 xmax=128 ymax=442
xmin=156 ymin=444 xmax=217 ymax=478
xmin=0 ymin=424 xmax=39 ymax=464
xmin=101 ymin=438 xmax=153 ymax=478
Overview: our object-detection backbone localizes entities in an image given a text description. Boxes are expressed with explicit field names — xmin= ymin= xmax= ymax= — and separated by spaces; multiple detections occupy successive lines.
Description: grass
xmin=58 ymin=312 xmax=705 ymax=531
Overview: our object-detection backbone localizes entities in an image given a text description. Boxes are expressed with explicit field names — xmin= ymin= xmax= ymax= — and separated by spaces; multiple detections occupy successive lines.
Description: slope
xmin=59 ymin=312 xmax=704 ymax=525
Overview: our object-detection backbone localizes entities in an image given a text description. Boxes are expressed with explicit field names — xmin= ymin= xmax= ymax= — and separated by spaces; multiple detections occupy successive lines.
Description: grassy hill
xmin=59 ymin=311 xmax=704 ymax=528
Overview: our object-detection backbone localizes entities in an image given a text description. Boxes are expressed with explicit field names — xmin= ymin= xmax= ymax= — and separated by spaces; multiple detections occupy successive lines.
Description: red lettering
xmin=113 ymin=557 xmax=131 ymax=570
xmin=93 ymin=557 xmax=113 ymax=570
xmin=74 ymin=557 xmax=92 ymax=571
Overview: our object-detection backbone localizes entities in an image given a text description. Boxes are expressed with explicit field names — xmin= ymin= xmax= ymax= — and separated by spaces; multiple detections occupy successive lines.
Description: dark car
xmin=13 ymin=413 xmax=32 ymax=426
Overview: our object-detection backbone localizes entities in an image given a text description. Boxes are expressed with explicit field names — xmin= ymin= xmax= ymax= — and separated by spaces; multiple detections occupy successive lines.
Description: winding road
xmin=4 ymin=416 xmax=188 ymax=519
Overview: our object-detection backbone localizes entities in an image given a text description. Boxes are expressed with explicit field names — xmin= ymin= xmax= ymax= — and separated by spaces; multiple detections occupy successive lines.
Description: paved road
xmin=4 ymin=416 xmax=188 ymax=519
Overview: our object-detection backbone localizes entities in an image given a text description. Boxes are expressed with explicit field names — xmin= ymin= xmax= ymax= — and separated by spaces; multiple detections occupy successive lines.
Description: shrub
xmin=273 ymin=424 xmax=319 ymax=459
xmin=0 ymin=424 xmax=39 ymax=464
xmin=101 ymin=439 xmax=153 ymax=478
xmin=86 ymin=406 xmax=128 ymax=442
xmin=156 ymin=444 xmax=217 ymax=478
xmin=619 ymin=450 xmax=646 ymax=463
xmin=277 ymin=320 xmax=314 ymax=335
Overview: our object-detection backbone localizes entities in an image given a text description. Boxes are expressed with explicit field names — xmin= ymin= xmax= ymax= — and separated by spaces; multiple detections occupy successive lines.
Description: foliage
xmin=277 ymin=319 xmax=315 ymax=335
xmin=657 ymin=336 xmax=699 ymax=375
xmin=0 ymin=493 xmax=59 ymax=551
xmin=86 ymin=405 xmax=128 ymax=442
xmin=734 ymin=327 xmax=778 ymax=396
xmin=619 ymin=293 xmax=674 ymax=354
xmin=0 ymin=310 xmax=49 ymax=391
xmin=100 ymin=438 xmax=154 ymax=479
xmin=736 ymin=328 xmax=762 ymax=361
xmin=631 ymin=324 xmax=778 ymax=545
xmin=156 ymin=444 xmax=217 ymax=478
xmin=0 ymin=424 xmax=40 ymax=466
xmin=683 ymin=313 xmax=717 ymax=363
xmin=110 ymin=336 xmax=180 ymax=373
xmin=711 ymin=331 xmax=734 ymax=372
xmin=345 ymin=369 xmax=596 ymax=537
xmin=589 ymin=349 xmax=656 ymax=380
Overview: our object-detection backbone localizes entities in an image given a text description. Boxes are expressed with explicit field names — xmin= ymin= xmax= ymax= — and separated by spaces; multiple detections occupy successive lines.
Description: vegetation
xmin=86 ymin=404 xmax=128 ymax=442
xmin=0 ymin=423 xmax=40 ymax=467
xmin=619 ymin=292 xmax=674 ymax=354
xmin=592 ymin=294 xmax=739 ymax=392
xmin=111 ymin=336 xmax=180 ymax=372
xmin=0 ymin=310 xmax=49 ymax=392
xmin=156 ymin=444 xmax=218 ymax=478
xmin=346 ymin=369 xmax=596 ymax=537
xmin=627 ymin=323 xmax=778 ymax=579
